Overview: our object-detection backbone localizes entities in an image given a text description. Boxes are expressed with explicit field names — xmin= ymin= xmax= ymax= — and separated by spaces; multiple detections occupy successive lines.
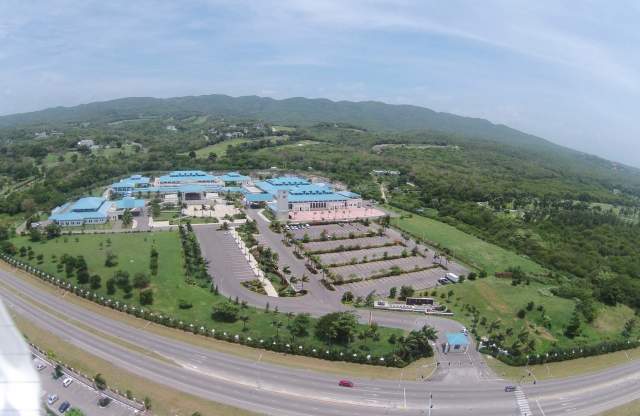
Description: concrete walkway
xmin=228 ymin=227 xmax=278 ymax=297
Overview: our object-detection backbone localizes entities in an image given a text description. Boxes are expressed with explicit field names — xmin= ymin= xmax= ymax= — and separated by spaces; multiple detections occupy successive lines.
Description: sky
xmin=1 ymin=0 xmax=639 ymax=166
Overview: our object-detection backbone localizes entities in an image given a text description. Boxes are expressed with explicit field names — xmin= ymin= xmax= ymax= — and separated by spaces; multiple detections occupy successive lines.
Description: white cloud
xmin=1 ymin=0 xmax=639 ymax=165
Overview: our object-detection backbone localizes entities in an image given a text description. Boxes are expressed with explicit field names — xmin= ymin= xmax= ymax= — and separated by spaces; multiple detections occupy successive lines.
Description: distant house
xmin=371 ymin=170 xmax=400 ymax=176
xmin=166 ymin=125 xmax=177 ymax=132
xmin=77 ymin=139 xmax=95 ymax=148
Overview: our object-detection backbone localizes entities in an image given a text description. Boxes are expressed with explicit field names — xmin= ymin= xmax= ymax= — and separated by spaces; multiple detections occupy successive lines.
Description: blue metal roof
xmin=265 ymin=176 xmax=310 ymax=186
xmin=289 ymin=184 xmax=333 ymax=195
xmin=221 ymin=186 xmax=244 ymax=193
xmin=73 ymin=197 xmax=107 ymax=211
xmin=336 ymin=191 xmax=361 ymax=199
xmin=220 ymin=171 xmax=250 ymax=182
xmin=115 ymin=197 xmax=145 ymax=210
xmin=49 ymin=197 xmax=112 ymax=222
xmin=111 ymin=174 xmax=150 ymax=190
xmin=158 ymin=170 xmax=217 ymax=183
xmin=245 ymin=193 xmax=274 ymax=202
xmin=146 ymin=184 xmax=223 ymax=193
xmin=287 ymin=193 xmax=350 ymax=203
xmin=446 ymin=332 xmax=469 ymax=346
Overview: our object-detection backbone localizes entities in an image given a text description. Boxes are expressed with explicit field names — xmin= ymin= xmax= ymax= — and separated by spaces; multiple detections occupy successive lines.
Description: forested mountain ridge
xmin=0 ymin=93 xmax=562 ymax=148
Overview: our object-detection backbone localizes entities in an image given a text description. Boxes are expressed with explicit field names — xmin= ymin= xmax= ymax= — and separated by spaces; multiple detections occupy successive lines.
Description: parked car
xmin=504 ymin=385 xmax=517 ymax=392
xmin=438 ymin=277 xmax=449 ymax=285
xmin=35 ymin=362 xmax=46 ymax=371
xmin=338 ymin=379 xmax=354 ymax=388
xmin=47 ymin=394 xmax=58 ymax=405
xmin=98 ymin=396 xmax=112 ymax=407
xmin=62 ymin=377 xmax=73 ymax=387
xmin=58 ymin=401 xmax=71 ymax=413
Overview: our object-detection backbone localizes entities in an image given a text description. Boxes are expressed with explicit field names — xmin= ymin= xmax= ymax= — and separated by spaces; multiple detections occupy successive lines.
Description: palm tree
xmin=272 ymin=320 xmax=283 ymax=339
xmin=300 ymin=274 xmax=309 ymax=291
xmin=289 ymin=275 xmax=299 ymax=289
xmin=421 ymin=325 xmax=438 ymax=341
xmin=240 ymin=315 xmax=250 ymax=331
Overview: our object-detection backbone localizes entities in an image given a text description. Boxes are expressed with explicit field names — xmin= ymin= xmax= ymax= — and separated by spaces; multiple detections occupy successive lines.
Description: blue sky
xmin=1 ymin=1 xmax=639 ymax=166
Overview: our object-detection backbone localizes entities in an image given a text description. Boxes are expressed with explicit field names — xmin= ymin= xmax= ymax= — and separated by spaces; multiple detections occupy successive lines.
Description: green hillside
xmin=0 ymin=94 xmax=557 ymax=147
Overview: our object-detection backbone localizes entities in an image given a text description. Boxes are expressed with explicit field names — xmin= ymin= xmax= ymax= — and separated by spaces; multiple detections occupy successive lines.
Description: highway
xmin=2 ymin=267 xmax=640 ymax=415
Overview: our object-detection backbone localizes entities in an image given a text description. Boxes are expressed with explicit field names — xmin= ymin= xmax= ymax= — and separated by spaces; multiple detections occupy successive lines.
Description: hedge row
xmin=1 ymin=252 xmax=412 ymax=368
xmin=482 ymin=337 xmax=640 ymax=367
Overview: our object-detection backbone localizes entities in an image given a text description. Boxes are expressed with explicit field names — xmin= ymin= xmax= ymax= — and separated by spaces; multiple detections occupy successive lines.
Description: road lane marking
xmin=515 ymin=388 xmax=532 ymax=416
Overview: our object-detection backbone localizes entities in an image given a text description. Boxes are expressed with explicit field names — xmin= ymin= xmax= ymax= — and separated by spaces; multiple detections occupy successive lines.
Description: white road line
xmin=403 ymin=387 xmax=407 ymax=409
xmin=535 ymin=399 xmax=547 ymax=416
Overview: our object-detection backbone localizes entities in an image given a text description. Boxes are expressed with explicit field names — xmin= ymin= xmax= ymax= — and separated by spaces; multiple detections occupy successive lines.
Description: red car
xmin=339 ymin=379 xmax=354 ymax=388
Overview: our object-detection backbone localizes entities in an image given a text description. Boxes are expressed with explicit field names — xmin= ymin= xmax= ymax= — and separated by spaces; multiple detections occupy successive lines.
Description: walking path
xmin=228 ymin=227 xmax=278 ymax=297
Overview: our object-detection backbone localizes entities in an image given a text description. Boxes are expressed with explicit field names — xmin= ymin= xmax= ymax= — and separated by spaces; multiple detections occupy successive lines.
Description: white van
xmin=445 ymin=273 xmax=460 ymax=283
xmin=62 ymin=377 xmax=73 ymax=387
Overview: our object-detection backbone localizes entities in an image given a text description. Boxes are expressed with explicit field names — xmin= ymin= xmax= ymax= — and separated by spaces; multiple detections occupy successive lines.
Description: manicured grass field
xmin=191 ymin=138 xmax=250 ymax=158
xmin=271 ymin=125 xmax=296 ymax=132
xmin=386 ymin=206 xmax=545 ymax=275
xmin=10 ymin=232 xmax=402 ymax=356
xmin=153 ymin=211 xmax=180 ymax=221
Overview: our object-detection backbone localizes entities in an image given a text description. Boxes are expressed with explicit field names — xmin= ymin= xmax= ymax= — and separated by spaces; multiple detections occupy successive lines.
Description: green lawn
xmin=386 ymin=206 xmax=634 ymax=353
xmin=153 ymin=211 xmax=181 ymax=221
xmin=190 ymin=138 xmax=251 ymax=158
xmin=10 ymin=232 xmax=402 ymax=357
xmin=386 ymin=206 xmax=545 ymax=275
xmin=425 ymin=277 xmax=634 ymax=353
xmin=42 ymin=145 xmax=138 ymax=168
xmin=273 ymin=140 xmax=320 ymax=149
xmin=271 ymin=125 xmax=296 ymax=132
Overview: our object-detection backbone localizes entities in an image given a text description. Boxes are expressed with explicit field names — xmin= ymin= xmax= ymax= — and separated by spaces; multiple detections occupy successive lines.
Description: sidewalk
xmin=229 ymin=228 xmax=279 ymax=297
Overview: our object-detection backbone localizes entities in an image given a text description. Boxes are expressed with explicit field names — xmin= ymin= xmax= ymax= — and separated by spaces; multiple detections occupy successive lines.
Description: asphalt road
xmin=2 ymin=268 xmax=640 ymax=416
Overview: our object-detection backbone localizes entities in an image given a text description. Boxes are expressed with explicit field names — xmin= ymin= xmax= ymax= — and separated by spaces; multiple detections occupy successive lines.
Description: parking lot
xmin=303 ymin=235 xmax=397 ymax=253
xmin=196 ymin=229 xmax=257 ymax=283
xmin=35 ymin=358 xmax=137 ymax=416
xmin=318 ymin=245 xmax=408 ymax=266
xmin=334 ymin=267 xmax=444 ymax=297
xmin=330 ymin=255 xmax=434 ymax=281
xmin=290 ymin=222 xmax=380 ymax=240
